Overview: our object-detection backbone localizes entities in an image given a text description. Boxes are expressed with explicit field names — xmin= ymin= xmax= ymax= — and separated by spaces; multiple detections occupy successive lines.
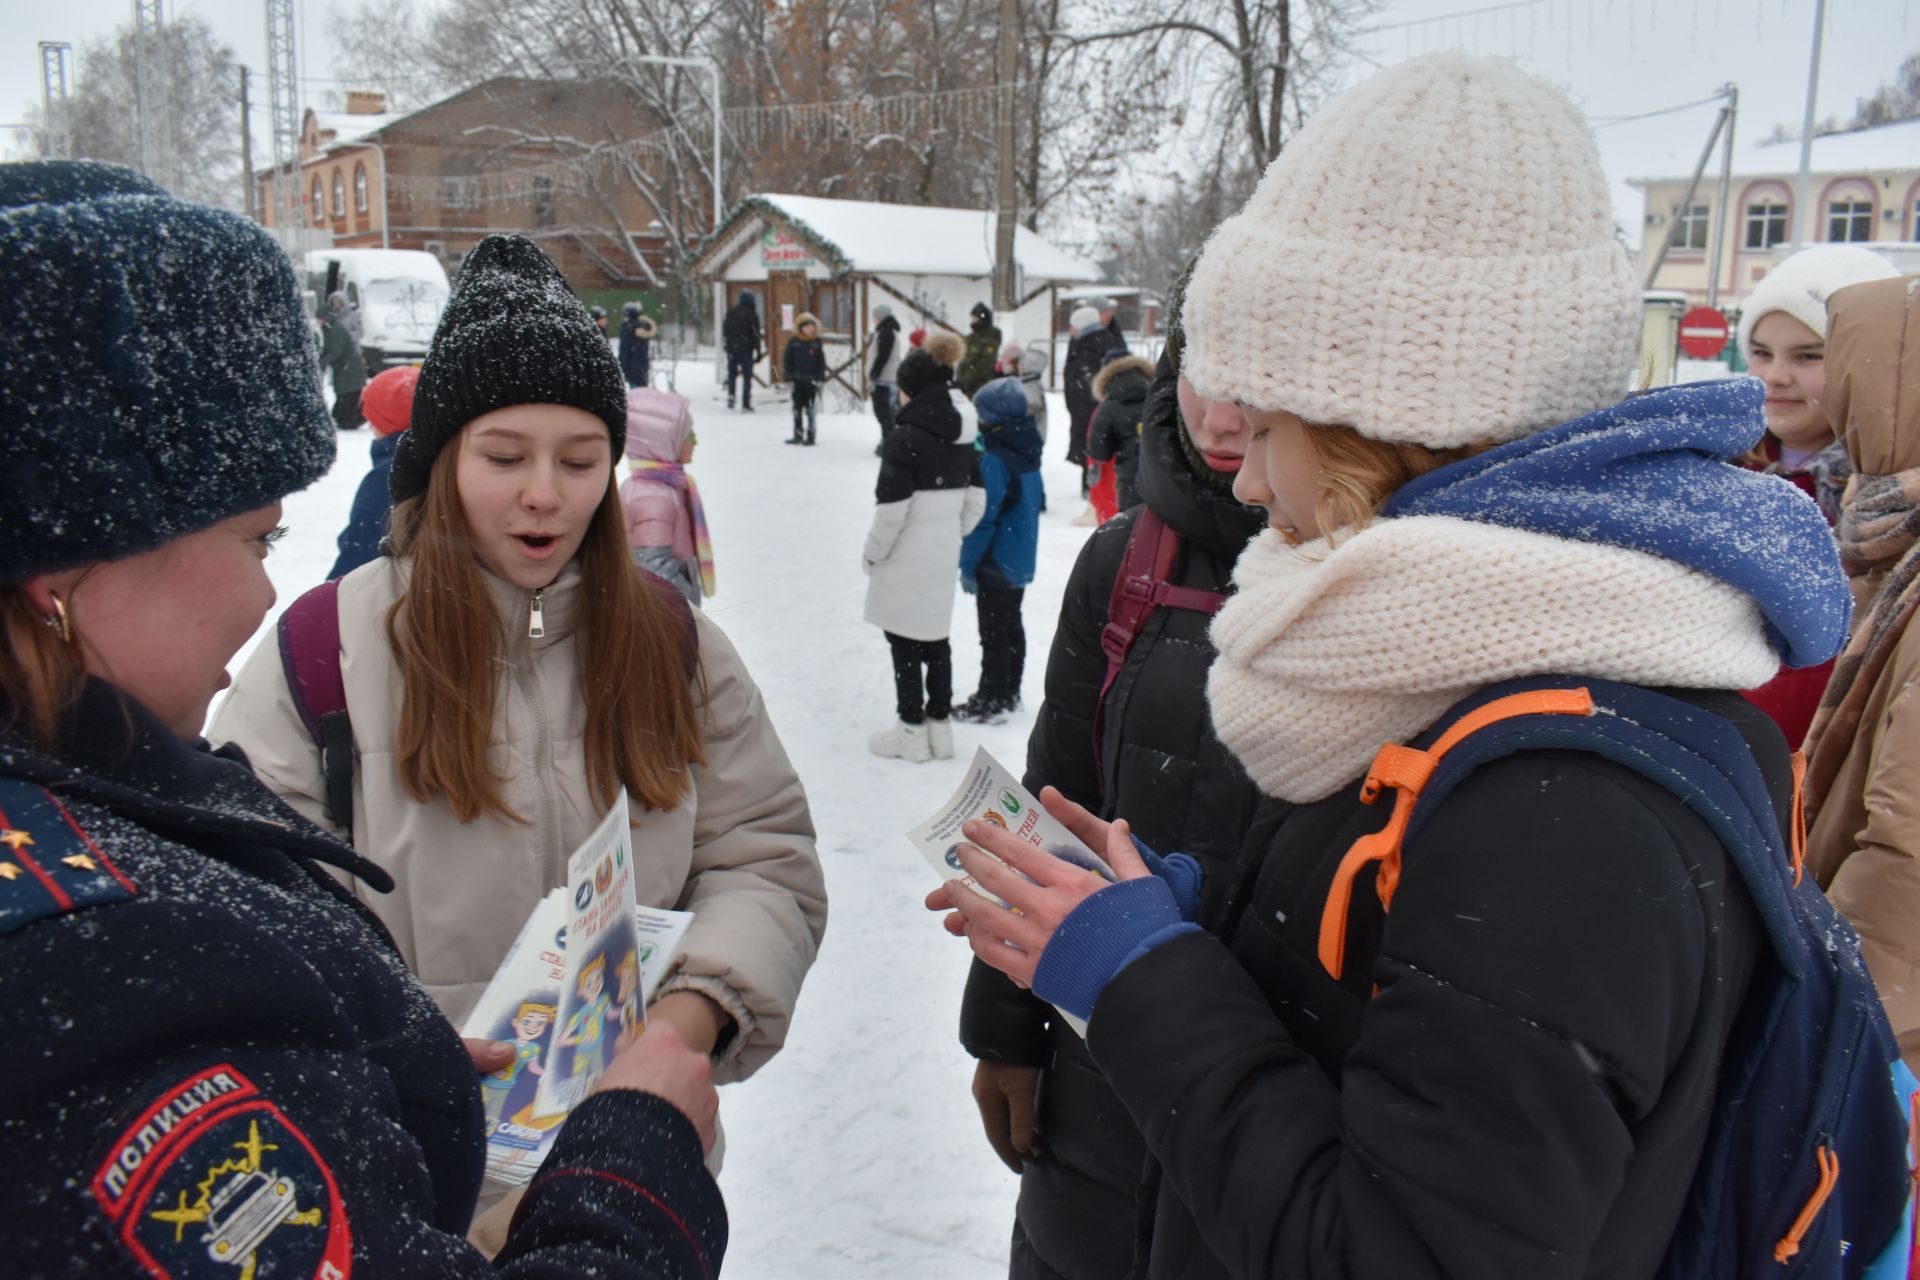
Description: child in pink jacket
xmin=620 ymin=386 xmax=715 ymax=606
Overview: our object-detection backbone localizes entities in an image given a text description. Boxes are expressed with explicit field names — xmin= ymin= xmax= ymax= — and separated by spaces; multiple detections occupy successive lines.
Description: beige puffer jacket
xmin=212 ymin=556 xmax=826 ymax=1083
xmin=1805 ymin=275 xmax=1920 ymax=1070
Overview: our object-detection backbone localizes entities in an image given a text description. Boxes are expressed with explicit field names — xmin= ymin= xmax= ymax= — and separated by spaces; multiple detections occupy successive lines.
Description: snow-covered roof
xmin=693 ymin=194 xmax=1100 ymax=284
xmin=309 ymin=111 xmax=402 ymax=151
xmin=1628 ymin=117 xmax=1920 ymax=185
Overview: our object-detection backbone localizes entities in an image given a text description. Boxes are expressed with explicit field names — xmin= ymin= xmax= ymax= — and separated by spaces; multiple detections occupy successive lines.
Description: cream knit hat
xmin=1183 ymin=54 xmax=1641 ymax=449
xmin=1736 ymin=243 xmax=1899 ymax=359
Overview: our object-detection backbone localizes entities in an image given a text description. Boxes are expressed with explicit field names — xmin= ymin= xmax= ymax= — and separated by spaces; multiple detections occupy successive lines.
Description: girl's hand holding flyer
xmin=907 ymin=748 xmax=1117 ymax=1036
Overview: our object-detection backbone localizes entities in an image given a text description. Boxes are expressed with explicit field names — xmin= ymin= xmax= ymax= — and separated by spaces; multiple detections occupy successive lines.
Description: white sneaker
xmin=1071 ymin=506 xmax=1098 ymax=527
xmin=927 ymin=717 xmax=954 ymax=760
xmin=869 ymin=719 xmax=932 ymax=763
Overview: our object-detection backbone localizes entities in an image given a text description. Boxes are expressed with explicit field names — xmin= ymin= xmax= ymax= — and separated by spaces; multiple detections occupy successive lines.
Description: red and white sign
xmin=1679 ymin=307 xmax=1730 ymax=359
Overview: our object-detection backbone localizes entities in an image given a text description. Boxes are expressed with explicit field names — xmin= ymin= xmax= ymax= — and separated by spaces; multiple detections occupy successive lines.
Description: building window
xmin=1828 ymin=198 xmax=1872 ymax=242
xmin=354 ymin=163 xmax=369 ymax=214
xmin=1669 ymin=203 xmax=1710 ymax=251
xmin=310 ymin=176 xmax=325 ymax=224
xmin=1744 ymin=201 xmax=1788 ymax=250
xmin=532 ymin=175 xmax=554 ymax=229
xmin=811 ymin=282 xmax=852 ymax=333
xmin=331 ymin=170 xmax=346 ymax=219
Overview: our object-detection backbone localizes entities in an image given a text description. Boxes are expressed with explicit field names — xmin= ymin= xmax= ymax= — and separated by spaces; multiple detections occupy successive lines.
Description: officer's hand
xmin=464 ymin=1037 xmax=514 ymax=1074
xmin=971 ymin=1061 xmax=1040 ymax=1174
xmin=594 ymin=1022 xmax=719 ymax=1154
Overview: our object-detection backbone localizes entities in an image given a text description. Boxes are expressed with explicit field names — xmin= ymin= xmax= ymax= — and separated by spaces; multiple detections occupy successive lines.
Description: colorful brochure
xmin=907 ymin=747 xmax=1116 ymax=1037
xmin=459 ymin=792 xmax=693 ymax=1187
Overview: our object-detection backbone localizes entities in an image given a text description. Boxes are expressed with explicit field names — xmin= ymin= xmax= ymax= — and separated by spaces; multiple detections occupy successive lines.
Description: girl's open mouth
xmin=517 ymin=535 xmax=559 ymax=555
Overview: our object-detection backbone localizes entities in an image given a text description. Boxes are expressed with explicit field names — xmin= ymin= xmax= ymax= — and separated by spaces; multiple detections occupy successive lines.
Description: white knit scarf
xmin=1206 ymin=516 xmax=1782 ymax=803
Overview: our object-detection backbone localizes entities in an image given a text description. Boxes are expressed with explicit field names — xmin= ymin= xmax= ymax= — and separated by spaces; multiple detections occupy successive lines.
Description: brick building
xmin=255 ymin=80 xmax=680 ymax=293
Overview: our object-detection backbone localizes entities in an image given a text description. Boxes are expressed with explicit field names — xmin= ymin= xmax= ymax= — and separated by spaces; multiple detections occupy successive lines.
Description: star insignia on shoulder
xmin=62 ymin=853 xmax=97 ymax=872
xmin=0 ymin=829 xmax=33 ymax=852
xmin=0 ymin=863 xmax=18 ymax=881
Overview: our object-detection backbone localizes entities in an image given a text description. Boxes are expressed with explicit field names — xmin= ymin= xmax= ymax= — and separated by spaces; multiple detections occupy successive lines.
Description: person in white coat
xmin=864 ymin=332 xmax=986 ymax=762
xmin=214 ymin=234 xmax=827 ymax=1143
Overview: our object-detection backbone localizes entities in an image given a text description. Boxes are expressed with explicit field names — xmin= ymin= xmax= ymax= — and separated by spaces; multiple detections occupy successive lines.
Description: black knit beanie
xmin=0 ymin=162 xmax=334 ymax=583
xmin=392 ymin=234 xmax=626 ymax=503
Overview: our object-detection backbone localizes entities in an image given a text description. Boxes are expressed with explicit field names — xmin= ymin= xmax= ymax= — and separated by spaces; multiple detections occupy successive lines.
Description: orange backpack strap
xmin=1317 ymin=687 xmax=1596 ymax=981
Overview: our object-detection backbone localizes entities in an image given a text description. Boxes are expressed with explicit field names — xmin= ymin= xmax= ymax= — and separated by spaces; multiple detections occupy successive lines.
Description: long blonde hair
xmin=385 ymin=442 xmax=705 ymax=824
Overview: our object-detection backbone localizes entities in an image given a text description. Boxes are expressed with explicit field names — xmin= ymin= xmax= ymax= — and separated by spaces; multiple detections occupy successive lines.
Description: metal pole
xmin=992 ymin=0 xmax=1017 ymax=312
xmin=1792 ymin=0 xmax=1826 ymax=248
xmin=1705 ymin=84 xmax=1738 ymax=309
xmin=1643 ymin=101 xmax=1728 ymax=292
xmin=707 ymin=60 xmax=723 ymax=230
xmin=240 ymin=67 xmax=255 ymax=218
xmin=39 ymin=43 xmax=73 ymax=161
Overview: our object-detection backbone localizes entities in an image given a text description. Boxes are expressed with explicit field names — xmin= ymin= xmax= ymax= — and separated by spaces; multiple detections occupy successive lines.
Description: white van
xmin=306 ymin=249 xmax=450 ymax=371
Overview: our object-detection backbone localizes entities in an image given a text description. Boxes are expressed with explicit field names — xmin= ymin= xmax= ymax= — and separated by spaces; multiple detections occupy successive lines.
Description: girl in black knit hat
xmin=215 ymin=234 xmax=827 ymax=1233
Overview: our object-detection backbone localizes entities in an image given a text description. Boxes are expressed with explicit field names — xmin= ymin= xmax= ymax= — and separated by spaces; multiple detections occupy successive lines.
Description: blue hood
xmin=1383 ymin=378 xmax=1849 ymax=670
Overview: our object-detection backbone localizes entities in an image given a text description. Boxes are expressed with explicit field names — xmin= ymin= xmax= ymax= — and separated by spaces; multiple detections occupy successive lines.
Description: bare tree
xmin=1055 ymin=0 xmax=1375 ymax=170
xmin=17 ymin=15 xmax=242 ymax=209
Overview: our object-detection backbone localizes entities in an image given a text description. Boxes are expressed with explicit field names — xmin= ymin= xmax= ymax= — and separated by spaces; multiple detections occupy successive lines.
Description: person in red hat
xmin=328 ymin=364 xmax=418 ymax=579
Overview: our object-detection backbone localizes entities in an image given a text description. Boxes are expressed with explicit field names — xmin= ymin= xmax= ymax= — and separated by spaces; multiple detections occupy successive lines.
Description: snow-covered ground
xmin=226 ymin=362 xmax=1096 ymax=1278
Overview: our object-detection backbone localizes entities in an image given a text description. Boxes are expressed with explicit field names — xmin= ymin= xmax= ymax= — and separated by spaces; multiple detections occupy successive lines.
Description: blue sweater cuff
xmin=1133 ymin=839 xmax=1203 ymax=922
xmin=1032 ymin=877 xmax=1189 ymax=1022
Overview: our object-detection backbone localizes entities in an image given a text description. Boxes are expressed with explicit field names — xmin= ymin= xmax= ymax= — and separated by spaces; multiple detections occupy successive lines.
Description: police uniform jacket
xmin=0 ymin=678 xmax=725 ymax=1278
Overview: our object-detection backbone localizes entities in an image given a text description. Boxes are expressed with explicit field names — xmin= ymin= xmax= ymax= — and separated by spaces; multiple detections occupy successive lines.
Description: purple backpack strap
xmin=1093 ymin=510 xmax=1226 ymax=779
xmin=275 ymin=579 xmax=355 ymax=836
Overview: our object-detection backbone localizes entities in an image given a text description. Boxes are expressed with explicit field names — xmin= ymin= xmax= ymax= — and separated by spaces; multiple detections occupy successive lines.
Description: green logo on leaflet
xmin=1000 ymin=790 xmax=1021 ymax=816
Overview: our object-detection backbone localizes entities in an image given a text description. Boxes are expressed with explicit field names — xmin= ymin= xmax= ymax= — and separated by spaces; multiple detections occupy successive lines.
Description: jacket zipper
xmin=514 ymin=598 xmax=565 ymax=889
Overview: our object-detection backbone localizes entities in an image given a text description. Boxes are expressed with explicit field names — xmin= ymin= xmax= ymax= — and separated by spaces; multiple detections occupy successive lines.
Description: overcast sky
xmin=2 ymin=0 xmax=1913 ymax=245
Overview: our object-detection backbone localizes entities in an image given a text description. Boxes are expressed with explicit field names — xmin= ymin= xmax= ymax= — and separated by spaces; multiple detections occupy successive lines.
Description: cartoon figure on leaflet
xmin=480 ymin=1001 xmax=553 ymax=1133
xmin=614 ymin=949 xmax=645 ymax=1050
xmin=557 ymin=954 xmax=614 ymax=1092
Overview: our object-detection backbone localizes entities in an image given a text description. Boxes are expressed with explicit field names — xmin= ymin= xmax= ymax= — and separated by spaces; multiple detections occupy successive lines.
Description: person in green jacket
xmin=957 ymin=302 xmax=1002 ymax=396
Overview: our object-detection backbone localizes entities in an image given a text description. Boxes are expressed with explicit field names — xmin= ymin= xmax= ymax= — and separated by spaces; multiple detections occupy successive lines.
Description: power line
xmin=1360 ymin=0 xmax=1557 ymax=36
xmin=1591 ymin=91 xmax=1730 ymax=129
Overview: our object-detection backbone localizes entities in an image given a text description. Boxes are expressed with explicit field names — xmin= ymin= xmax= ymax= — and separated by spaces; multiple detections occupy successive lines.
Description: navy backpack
xmin=1315 ymin=676 xmax=1916 ymax=1278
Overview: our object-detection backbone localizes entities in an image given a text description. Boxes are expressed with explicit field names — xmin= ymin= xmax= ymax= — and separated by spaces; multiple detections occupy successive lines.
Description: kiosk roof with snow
xmin=690 ymin=193 xmax=1099 ymax=285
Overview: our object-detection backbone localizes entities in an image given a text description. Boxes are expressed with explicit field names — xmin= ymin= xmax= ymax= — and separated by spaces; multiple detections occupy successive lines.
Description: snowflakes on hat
xmin=0 ymin=182 xmax=334 ymax=583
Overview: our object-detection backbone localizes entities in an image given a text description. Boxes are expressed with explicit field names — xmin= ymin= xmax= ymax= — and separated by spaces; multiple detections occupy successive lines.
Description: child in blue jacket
xmin=958 ymin=376 xmax=1045 ymax=722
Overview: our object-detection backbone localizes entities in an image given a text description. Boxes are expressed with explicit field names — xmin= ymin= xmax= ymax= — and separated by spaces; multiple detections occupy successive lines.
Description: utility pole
xmin=38 ymin=42 xmax=73 ymax=161
xmin=1704 ymin=84 xmax=1738 ymax=309
xmin=133 ymin=0 xmax=174 ymax=189
xmin=239 ymin=67 xmax=256 ymax=220
xmin=992 ymin=0 xmax=1018 ymax=312
xmin=1791 ymin=0 xmax=1827 ymax=248
xmin=1643 ymin=86 xmax=1737 ymax=293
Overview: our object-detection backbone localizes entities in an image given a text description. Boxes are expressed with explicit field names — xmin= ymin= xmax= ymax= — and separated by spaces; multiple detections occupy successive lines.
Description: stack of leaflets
xmin=907 ymin=748 xmax=1116 ymax=1038
xmin=460 ymin=792 xmax=694 ymax=1187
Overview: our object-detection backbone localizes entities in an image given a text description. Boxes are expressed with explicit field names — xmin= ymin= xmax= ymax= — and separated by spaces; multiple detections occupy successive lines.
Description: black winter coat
xmin=0 ymin=679 xmax=725 ymax=1279
xmin=722 ymin=299 xmax=761 ymax=357
xmin=879 ymin=383 xmax=980 ymax=502
xmin=1062 ymin=328 xmax=1122 ymax=465
xmin=960 ymin=367 xmax=1265 ymax=1280
xmin=1089 ymin=687 xmax=1776 ymax=1280
xmin=869 ymin=315 xmax=900 ymax=382
xmin=619 ymin=316 xmax=652 ymax=387
xmin=784 ymin=335 xmax=826 ymax=384
xmin=1088 ymin=356 xmax=1154 ymax=512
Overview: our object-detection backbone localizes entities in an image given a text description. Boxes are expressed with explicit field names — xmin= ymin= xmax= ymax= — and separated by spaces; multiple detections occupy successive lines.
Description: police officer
xmin=0 ymin=161 xmax=726 ymax=1278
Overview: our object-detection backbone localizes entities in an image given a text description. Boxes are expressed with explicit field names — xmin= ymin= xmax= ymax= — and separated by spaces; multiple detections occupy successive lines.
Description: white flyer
xmin=907 ymin=748 xmax=1116 ymax=1038
xmin=460 ymin=791 xmax=695 ymax=1187
xmin=907 ymin=746 xmax=1116 ymax=905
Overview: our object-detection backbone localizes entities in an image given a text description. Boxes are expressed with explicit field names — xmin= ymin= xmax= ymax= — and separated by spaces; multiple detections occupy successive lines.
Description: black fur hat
xmin=393 ymin=234 xmax=626 ymax=504
xmin=0 ymin=162 xmax=334 ymax=583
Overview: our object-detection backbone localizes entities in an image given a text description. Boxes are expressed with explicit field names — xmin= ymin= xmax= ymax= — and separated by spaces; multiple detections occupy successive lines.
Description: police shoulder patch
xmin=0 ymin=778 xmax=136 ymax=936
xmin=91 ymin=1063 xmax=353 ymax=1278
